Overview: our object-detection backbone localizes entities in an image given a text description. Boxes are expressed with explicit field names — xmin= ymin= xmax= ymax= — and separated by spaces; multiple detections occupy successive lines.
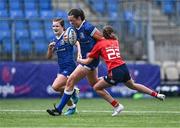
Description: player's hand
xmin=63 ymin=34 xmax=68 ymax=42
xmin=86 ymin=52 xmax=90 ymax=57
xmin=77 ymin=53 xmax=82 ymax=60
xmin=48 ymin=42 xmax=55 ymax=50
xmin=77 ymin=58 xmax=82 ymax=63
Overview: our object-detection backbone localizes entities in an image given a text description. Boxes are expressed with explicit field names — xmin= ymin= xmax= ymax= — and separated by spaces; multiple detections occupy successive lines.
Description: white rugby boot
xmin=112 ymin=104 xmax=124 ymax=117
xmin=156 ymin=93 xmax=166 ymax=101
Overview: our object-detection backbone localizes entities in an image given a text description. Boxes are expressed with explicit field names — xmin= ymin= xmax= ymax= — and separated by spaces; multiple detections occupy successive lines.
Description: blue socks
xmin=56 ymin=89 xmax=74 ymax=112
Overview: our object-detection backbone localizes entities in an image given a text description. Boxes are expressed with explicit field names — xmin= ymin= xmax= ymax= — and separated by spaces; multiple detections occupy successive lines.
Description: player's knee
xmin=89 ymin=79 xmax=98 ymax=87
xmin=52 ymin=84 xmax=64 ymax=92
xmin=52 ymin=84 xmax=59 ymax=92
xmin=93 ymin=85 xmax=99 ymax=91
xmin=67 ymin=75 xmax=76 ymax=87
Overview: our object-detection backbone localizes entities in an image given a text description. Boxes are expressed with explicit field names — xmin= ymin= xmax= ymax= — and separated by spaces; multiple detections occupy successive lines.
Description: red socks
xmin=111 ymin=100 xmax=119 ymax=107
xmin=151 ymin=91 xmax=158 ymax=97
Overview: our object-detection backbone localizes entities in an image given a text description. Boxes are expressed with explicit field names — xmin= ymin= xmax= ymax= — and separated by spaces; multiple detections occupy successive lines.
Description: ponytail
xmin=103 ymin=25 xmax=117 ymax=40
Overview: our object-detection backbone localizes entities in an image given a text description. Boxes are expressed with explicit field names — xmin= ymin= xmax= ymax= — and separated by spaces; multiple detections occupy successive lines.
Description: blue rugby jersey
xmin=53 ymin=32 xmax=76 ymax=69
xmin=74 ymin=20 xmax=97 ymax=59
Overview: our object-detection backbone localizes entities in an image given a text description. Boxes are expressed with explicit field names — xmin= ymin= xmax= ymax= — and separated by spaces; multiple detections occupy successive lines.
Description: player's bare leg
xmin=47 ymin=74 xmax=77 ymax=116
xmin=93 ymin=79 xmax=124 ymax=116
xmin=124 ymin=79 xmax=165 ymax=100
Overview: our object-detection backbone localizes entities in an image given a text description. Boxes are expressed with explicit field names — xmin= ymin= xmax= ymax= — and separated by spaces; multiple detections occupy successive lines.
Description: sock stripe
xmin=64 ymin=89 xmax=74 ymax=95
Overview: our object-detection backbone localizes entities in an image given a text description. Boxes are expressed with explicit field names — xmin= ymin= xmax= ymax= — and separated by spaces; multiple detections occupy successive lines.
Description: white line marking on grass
xmin=0 ymin=109 xmax=180 ymax=114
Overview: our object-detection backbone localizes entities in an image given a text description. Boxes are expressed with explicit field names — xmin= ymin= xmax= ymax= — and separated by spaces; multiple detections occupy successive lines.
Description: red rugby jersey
xmin=89 ymin=39 xmax=125 ymax=72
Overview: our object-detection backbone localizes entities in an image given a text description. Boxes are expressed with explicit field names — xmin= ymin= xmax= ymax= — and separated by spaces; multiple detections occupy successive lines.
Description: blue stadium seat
xmin=18 ymin=38 xmax=32 ymax=54
xmin=107 ymin=0 xmax=118 ymax=18
xmin=30 ymin=29 xmax=44 ymax=41
xmin=65 ymin=21 xmax=71 ymax=28
xmin=177 ymin=1 xmax=180 ymax=14
xmin=39 ymin=0 xmax=51 ymax=10
xmin=9 ymin=0 xmax=21 ymax=10
xmin=40 ymin=10 xmax=54 ymax=19
xmin=23 ymin=0 xmax=36 ymax=10
xmin=55 ymin=10 xmax=67 ymax=18
xmin=124 ymin=10 xmax=135 ymax=35
xmin=25 ymin=10 xmax=39 ymax=18
xmin=10 ymin=10 xmax=24 ymax=18
xmin=0 ymin=29 xmax=11 ymax=41
xmin=44 ymin=29 xmax=54 ymax=42
xmin=91 ymin=0 xmax=105 ymax=14
xmin=162 ymin=0 xmax=175 ymax=15
xmin=2 ymin=38 xmax=12 ymax=54
xmin=16 ymin=29 xmax=29 ymax=41
xmin=0 ymin=21 xmax=10 ymax=30
xmin=0 ymin=10 xmax=9 ymax=18
xmin=15 ymin=21 xmax=28 ymax=30
xmin=44 ymin=20 xmax=52 ymax=30
xmin=0 ymin=0 xmax=7 ymax=10
xmin=34 ymin=38 xmax=48 ymax=54
xmin=124 ymin=10 xmax=134 ymax=22
xmin=29 ymin=21 xmax=42 ymax=30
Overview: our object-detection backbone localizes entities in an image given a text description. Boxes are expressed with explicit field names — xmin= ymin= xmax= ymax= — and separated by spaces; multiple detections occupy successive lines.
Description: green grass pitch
xmin=0 ymin=98 xmax=180 ymax=128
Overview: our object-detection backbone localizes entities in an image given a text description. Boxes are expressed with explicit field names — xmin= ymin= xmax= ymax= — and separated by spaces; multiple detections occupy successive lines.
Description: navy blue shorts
xmin=58 ymin=65 xmax=76 ymax=77
xmin=104 ymin=64 xmax=131 ymax=85
xmin=80 ymin=58 xmax=100 ymax=70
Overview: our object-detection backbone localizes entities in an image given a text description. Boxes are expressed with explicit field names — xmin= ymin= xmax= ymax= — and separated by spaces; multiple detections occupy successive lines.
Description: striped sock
xmin=151 ymin=91 xmax=158 ymax=97
xmin=56 ymin=89 xmax=74 ymax=112
xmin=111 ymin=100 xmax=119 ymax=107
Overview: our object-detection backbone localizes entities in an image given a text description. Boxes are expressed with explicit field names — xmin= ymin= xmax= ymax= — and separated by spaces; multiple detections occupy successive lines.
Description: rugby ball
xmin=65 ymin=27 xmax=77 ymax=45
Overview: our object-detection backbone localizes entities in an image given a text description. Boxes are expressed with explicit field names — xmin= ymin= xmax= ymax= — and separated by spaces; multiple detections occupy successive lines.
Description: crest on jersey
xmin=61 ymin=40 xmax=65 ymax=45
xmin=80 ymin=32 xmax=85 ymax=39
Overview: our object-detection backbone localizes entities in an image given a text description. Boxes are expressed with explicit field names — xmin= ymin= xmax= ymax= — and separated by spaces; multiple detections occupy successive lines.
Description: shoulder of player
xmin=95 ymin=38 xmax=106 ymax=45
xmin=83 ymin=21 xmax=94 ymax=29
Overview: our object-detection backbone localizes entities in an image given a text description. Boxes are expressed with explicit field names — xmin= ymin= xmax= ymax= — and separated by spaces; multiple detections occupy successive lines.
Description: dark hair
xmin=68 ymin=8 xmax=85 ymax=21
xmin=103 ymin=25 xmax=117 ymax=40
xmin=52 ymin=18 xmax=65 ymax=30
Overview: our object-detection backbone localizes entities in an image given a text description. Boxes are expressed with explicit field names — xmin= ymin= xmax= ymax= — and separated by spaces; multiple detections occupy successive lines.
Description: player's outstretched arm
xmin=77 ymin=57 xmax=93 ymax=65
xmin=47 ymin=42 xmax=55 ymax=59
xmin=75 ymin=41 xmax=82 ymax=60
xmin=93 ymin=29 xmax=103 ymax=41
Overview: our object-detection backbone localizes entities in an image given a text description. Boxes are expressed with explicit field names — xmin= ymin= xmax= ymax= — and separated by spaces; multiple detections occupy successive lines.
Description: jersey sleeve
xmin=85 ymin=22 xmax=97 ymax=37
xmin=88 ymin=41 xmax=101 ymax=59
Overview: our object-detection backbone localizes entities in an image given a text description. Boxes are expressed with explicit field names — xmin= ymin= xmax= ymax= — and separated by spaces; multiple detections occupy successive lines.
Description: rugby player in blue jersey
xmin=47 ymin=9 xmax=123 ymax=116
xmin=46 ymin=18 xmax=81 ymax=116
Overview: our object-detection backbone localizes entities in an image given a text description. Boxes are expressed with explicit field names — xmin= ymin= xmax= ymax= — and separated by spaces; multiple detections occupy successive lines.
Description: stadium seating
xmin=18 ymin=38 xmax=32 ymax=55
xmin=45 ymin=29 xmax=54 ymax=42
xmin=24 ymin=1 xmax=36 ymax=10
xmin=0 ymin=0 xmax=7 ymax=10
xmin=34 ymin=38 xmax=48 ymax=55
xmin=10 ymin=10 xmax=24 ymax=18
xmin=106 ymin=0 xmax=118 ymax=18
xmin=0 ymin=10 xmax=8 ymax=18
xmin=154 ymin=61 xmax=165 ymax=80
xmin=165 ymin=66 xmax=179 ymax=81
xmin=39 ymin=0 xmax=52 ymax=10
xmin=55 ymin=10 xmax=67 ymax=19
xmin=30 ymin=29 xmax=44 ymax=41
xmin=40 ymin=10 xmax=54 ymax=19
xmin=15 ymin=21 xmax=28 ymax=30
xmin=25 ymin=10 xmax=39 ymax=18
xmin=0 ymin=29 xmax=11 ymax=42
xmin=2 ymin=38 xmax=12 ymax=54
xmin=9 ymin=0 xmax=21 ymax=10
xmin=15 ymin=29 xmax=29 ymax=41
xmin=162 ymin=61 xmax=179 ymax=81
xmin=176 ymin=61 xmax=180 ymax=78
xmin=162 ymin=61 xmax=176 ymax=68
xmin=29 ymin=21 xmax=42 ymax=30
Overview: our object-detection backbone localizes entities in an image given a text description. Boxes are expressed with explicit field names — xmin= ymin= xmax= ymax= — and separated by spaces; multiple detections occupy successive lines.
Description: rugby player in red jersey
xmin=77 ymin=25 xmax=165 ymax=116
